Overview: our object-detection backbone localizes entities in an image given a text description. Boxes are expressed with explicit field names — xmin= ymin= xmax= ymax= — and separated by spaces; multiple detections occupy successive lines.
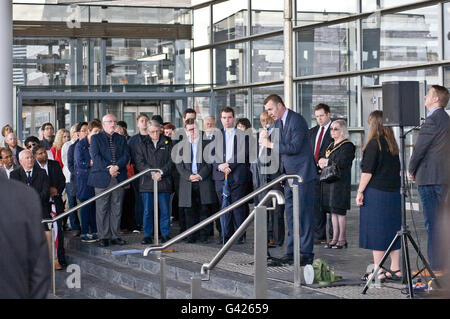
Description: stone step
xmin=65 ymin=238 xmax=297 ymax=299
xmin=66 ymin=248 xmax=237 ymax=299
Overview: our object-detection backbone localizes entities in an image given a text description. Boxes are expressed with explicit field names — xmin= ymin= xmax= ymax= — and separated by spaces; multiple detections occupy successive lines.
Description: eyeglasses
xmin=330 ymin=127 xmax=340 ymax=131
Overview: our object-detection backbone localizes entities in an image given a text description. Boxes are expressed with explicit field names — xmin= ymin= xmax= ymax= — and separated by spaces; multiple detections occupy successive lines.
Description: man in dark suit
xmin=33 ymin=145 xmax=67 ymax=267
xmin=0 ymin=174 xmax=50 ymax=298
xmin=175 ymin=118 xmax=216 ymax=243
xmin=89 ymin=114 xmax=130 ymax=247
xmin=308 ymin=103 xmax=334 ymax=244
xmin=408 ymin=85 xmax=450 ymax=273
xmin=261 ymin=94 xmax=318 ymax=266
xmin=0 ymin=147 xmax=18 ymax=179
xmin=5 ymin=132 xmax=24 ymax=167
xmin=212 ymin=107 xmax=251 ymax=244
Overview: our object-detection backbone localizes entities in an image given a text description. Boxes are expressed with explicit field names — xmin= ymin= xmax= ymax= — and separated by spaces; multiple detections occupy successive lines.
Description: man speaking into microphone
xmin=408 ymin=85 xmax=450 ymax=274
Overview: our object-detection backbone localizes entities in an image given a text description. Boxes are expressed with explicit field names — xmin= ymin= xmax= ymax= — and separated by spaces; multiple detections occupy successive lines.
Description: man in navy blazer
xmin=212 ymin=107 xmax=251 ymax=244
xmin=89 ymin=114 xmax=130 ymax=247
xmin=261 ymin=94 xmax=318 ymax=266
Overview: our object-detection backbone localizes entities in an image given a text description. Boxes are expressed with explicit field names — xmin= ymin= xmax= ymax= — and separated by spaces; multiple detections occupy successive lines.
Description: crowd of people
xmin=0 ymin=85 xmax=448 ymax=286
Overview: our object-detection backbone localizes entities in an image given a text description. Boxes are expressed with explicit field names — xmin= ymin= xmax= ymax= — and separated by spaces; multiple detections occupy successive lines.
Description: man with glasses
xmin=0 ymin=147 xmax=17 ymax=179
xmin=89 ymin=114 xmax=130 ymax=247
xmin=40 ymin=123 xmax=55 ymax=150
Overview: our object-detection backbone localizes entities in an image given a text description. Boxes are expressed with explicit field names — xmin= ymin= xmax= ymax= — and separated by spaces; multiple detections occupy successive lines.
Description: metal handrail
xmin=41 ymin=167 xmax=163 ymax=224
xmin=143 ymin=174 xmax=302 ymax=256
xmin=200 ymin=189 xmax=285 ymax=279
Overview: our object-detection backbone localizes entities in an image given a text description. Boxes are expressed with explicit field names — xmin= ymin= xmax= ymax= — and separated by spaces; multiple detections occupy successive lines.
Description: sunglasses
xmin=26 ymin=142 xmax=37 ymax=149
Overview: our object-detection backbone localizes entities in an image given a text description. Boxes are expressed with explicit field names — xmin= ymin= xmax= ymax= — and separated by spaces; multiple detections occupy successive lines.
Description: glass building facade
xmin=11 ymin=0 xmax=450 ymax=184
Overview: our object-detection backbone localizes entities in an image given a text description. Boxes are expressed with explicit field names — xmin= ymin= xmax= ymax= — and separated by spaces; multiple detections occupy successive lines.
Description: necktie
xmin=191 ymin=143 xmax=198 ymax=174
xmin=26 ymin=171 xmax=32 ymax=185
xmin=314 ymin=126 xmax=325 ymax=163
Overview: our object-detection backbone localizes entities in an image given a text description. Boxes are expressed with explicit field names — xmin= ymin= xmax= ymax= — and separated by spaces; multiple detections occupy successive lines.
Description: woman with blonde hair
xmin=357 ymin=110 xmax=402 ymax=282
xmin=50 ymin=128 xmax=70 ymax=168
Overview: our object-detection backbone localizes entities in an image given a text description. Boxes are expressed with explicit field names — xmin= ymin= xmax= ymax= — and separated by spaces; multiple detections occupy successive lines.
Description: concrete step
xmin=65 ymin=248 xmax=237 ymax=299
xmin=65 ymin=237 xmax=298 ymax=299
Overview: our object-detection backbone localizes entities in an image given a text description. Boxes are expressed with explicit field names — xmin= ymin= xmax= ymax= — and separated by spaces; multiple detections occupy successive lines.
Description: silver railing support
xmin=191 ymin=274 xmax=202 ymax=299
xmin=292 ymin=183 xmax=301 ymax=288
xmin=49 ymin=222 xmax=56 ymax=296
xmin=41 ymin=167 xmax=163 ymax=296
xmin=152 ymin=173 xmax=159 ymax=246
xmin=160 ymin=256 xmax=166 ymax=299
xmin=144 ymin=174 xmax=301 ymax=257
xmin=254 ymin=206 xmax=267 ymax=299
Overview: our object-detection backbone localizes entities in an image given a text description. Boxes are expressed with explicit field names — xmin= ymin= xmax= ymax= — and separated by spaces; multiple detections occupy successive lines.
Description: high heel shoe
xmin=332 ymin=240 xmax=348 ymax=249
xmin=324 ymin=240 xmax=337 ymax=249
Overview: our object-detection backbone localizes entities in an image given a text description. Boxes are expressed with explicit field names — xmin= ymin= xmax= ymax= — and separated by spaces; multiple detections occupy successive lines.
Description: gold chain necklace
xmin=325 ymin=139 xmax=351 ymax=158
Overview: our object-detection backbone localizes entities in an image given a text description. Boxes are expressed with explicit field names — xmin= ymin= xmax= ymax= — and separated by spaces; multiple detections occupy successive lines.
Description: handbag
xmin=320 ymin=162 xmax=340 ymax=183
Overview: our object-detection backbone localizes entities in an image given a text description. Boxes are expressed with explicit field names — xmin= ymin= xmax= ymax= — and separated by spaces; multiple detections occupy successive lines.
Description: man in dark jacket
xmin=175 ymin=118 xmax=216 ymax=243
xmin=0 ymin=174 xmax=50 ymax=298
xmin=135 ymin=120 xmax=173 ymax=244
xmin=89 ymin=114 xmax=130 ymax=247
xmin=308 ymin=103 xmax=334 ymax=244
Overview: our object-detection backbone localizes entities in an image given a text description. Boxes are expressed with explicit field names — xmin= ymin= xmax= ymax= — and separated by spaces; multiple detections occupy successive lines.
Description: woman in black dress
xmin=318 ymin=120 xmax=355 ymax=249
xmin=357 ymin=110 xmax=402 ymax=282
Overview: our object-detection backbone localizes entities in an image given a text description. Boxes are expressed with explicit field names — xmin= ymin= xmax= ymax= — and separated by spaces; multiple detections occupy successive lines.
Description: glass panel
xmin=252 ymin=86 xmax=284 ymax=129
xmin=363 ymin=67 xmax=439 ymax=88
xmin=213 ymin=0 xmax=248 ymax=42
xmin=193 ymin=49 xmax=211 ymax=86
xmin=445 ymin=3 xmax=450 ymax=60
xmin=445 ymin=67 xmax=450 ymax=96
xmin=362 ymin=0 xmax=424 ymax=12
xmin=214 ymin=89 xmax=249 ymax=128
xmin=193 ymin=6 xmax=211 ymax=47
xmin=297 ymin=77 xmax=357 ymax=128
xmin=296 ymin=21 xmax=357 ymax=77
xmin=349 ymin=131 xmax=363 ymax=185
xmin=362 ymin=5 xmax=439 ymax=71
xmin=252 ymin=35 xmax=284 ymax=82
xmin=214 ymin=42 xmax=247 ymax=86
xmin=251 ymin=0 xmax=283 ymax=35
xmin=295 ymin=0 xmax=357 ymax=26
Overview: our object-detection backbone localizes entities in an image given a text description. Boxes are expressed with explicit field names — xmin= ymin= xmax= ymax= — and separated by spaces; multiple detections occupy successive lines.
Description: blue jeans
xmin=66 ymin=183 xmax=81 ymax=231
xmin=79 ymin=198 xmax=97 ymax=236
xmin=418 ymin=185 xmax=448 ymax=270
xmin=142 ymin=192 xmax=171 ymax=238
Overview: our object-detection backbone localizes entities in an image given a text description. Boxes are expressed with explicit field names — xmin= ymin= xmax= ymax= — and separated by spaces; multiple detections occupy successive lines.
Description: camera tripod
xmin=361 ymin=125 xmax=438 ymax=299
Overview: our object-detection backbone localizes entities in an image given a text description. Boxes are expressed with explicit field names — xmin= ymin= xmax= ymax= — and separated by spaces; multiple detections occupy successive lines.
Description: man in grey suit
xmin=408 ymin=85 xmax=450 ymax=273
xmin=0 ymin=147 xmax=17 ymax=179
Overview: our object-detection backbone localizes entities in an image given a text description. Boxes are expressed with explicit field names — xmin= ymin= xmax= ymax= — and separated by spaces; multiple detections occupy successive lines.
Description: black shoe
xmin=141 ymin=237 xmax=153 ymax=245
xmin=58 ymin=259 xmax=68 ymax=267
xmin=300 ymin=256 xmax=314 ymax=266
xmin=161 ymin=236 xmax=171 ymax=243
xmin=279 ymin=254 xmax=294 ymax=265
xmin=99 ymin=239 xmax=110 ymax=247
xmin=111 ymin=238 xmax=127 ymax=246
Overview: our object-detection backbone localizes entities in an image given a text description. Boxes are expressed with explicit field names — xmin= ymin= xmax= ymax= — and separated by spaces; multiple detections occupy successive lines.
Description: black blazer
xmin=211 ymin=128 xmax=251 ymax=185
xmin=0 ymin=175 xmax=50 ymax=299
xmin=44 ymin=160 xmax=66 ymax=214
xmin=6 ymin=145 xmax=24 ymax=165
xmin=309 ymin=124 xmax=333 ymax=164
xmin=10 ymin=166 xmax=51 ymax=219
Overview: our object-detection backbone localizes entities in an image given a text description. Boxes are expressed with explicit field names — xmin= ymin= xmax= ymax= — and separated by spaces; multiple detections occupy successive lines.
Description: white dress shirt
xmin=224 ymin=128 xmax=236 ymax=162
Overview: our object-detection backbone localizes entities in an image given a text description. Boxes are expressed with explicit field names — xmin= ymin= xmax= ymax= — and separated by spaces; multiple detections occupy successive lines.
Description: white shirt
xmin=190 ymin=138 xmax=200 ymax=175
xmin=61 ymin=140 xmax=74 ymax=183
xmin=224 ymin=128 xmax=235 ymax=162
xmin=3 ymin=166 xmax=14 ymax=179
xmin=314 ymin=121 xmax=331 ymax=152
xmin=38 ymin=161 xmax=49 ymax=175
xmin=281 ymin=108 xmax=289 ymax=128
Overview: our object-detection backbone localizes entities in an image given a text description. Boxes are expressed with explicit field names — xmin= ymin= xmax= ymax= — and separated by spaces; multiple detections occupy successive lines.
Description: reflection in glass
xmin=252 ymin=86 xmax=284 ymax=129
xmin=444 ymin=3 xmax=450 ymax=59
xmin=193 ymin=6 xmax=211 ymax=47
xmin=363 ymin=68 xmax=439 ymax=88
xmin=214 ymin=43 xmax=247 ymax=86
xmin=251 ymin=1 xmax=283 ymax=35
xmin=252 ymin=36 xmax=283 ymax=83
xmin=194 ymin=50 xmax=211 ymax=86
xmin=297 ymin=22 xmax=357 ymax=77
xmin=215 ymin=89 xmax=248 ymax=128
xmin=213 ymin=0 xmax=248 ymax=42
xmin=361 ymin=5 xmax=439 ymax=82
xmin=295 ymin=0 xmax=356 ymax=26
xmin=362 ymin=0 xmax=420 ymax=12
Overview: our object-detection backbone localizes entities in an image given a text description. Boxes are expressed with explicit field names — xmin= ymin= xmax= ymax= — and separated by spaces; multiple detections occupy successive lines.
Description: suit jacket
xmin=74 ymin=137 xmax=95 ymax=200
xmin=6 ymin=145 xmax=24 ymax=166
xmin=309 ymin=124 xmax=333 ymax=165
xmin=211 ymin=128 xmax=251 ymax=185
xmin=409 ymin=107 xmax=450 ymax=186
xmin=275 ymin=109 xmax=318 ymax=184
xmin=176 ymin=137 xmax=217 ymax=207
xmin=0 ymin=164 xmax=17 ymax=179
xmin=88 ymin=131 xmax=130 ymax=189
xmin=42 ymin=160 xmax=66 ymax=214
xmin=10 ymin=165 xmax=51 ymax=219
xmin=0 ymin=174 xmax=50 ymax=299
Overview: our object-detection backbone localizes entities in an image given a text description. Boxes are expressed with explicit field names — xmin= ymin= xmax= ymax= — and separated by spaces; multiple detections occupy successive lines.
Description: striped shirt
xmin=107 ymin=133 xmax=117 ymax=165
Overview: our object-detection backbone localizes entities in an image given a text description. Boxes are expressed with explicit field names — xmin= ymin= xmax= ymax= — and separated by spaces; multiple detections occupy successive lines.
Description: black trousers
xmin=267 ymin=182 xmax=285 ymax=245
xmin=313 ymin=180 xmax=333 ymax=240
xmin=184 ymin=183 xmax=212 ymax=240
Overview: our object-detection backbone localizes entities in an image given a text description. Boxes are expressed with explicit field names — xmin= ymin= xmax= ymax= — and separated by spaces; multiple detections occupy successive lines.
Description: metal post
xmin=50 ymin=223 xmax=56 ymax=295
xmin=254 ymin=206 xmax=268 ymax=299
xmin=160 ymin=256 xmax=166 ymax=299
xmin=153 ymin=173 xmax=159 ymax=245
xmin=292 ymin=183 xmax=301 ymax=288
xmin=284 ymin=0 xmax=293 ymax=109
xmin=191 ymin=275 xmax=202 ymax=299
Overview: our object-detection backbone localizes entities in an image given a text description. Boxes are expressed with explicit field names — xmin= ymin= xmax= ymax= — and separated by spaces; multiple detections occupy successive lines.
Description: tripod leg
xmin=406 ymin=232 xmax=439 ymax=285
xmin=362 ymin=233 xmax=400 ymax=295
xmin=401 ymin=233 xmax=414 ymax=299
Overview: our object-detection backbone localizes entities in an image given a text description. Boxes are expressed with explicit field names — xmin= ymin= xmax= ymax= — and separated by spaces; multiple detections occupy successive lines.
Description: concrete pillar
xmin=0 ymin=1 xmax=13 ymax=130
xmin=284 ymin=0 xmax=293 ymax=110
